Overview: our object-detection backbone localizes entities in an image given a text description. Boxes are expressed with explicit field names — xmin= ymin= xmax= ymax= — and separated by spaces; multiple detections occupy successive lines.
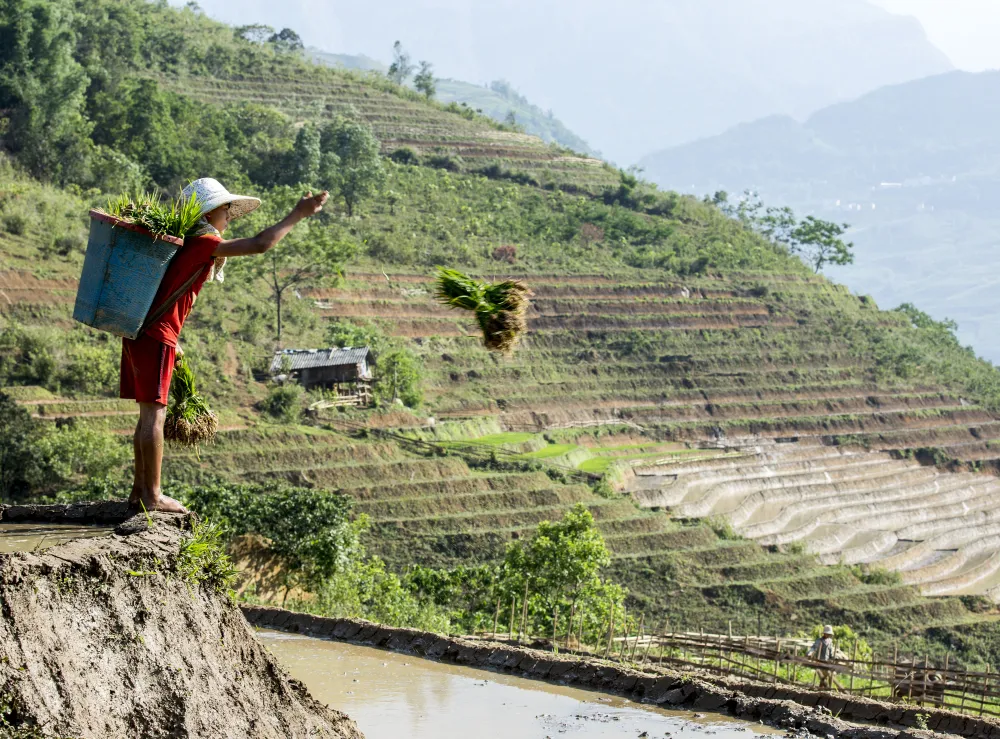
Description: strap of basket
xmin=139 ymin=265 xmax=212 ymax=336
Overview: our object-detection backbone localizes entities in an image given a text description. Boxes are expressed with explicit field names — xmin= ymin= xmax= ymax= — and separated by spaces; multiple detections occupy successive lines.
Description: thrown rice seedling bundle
xmin=434 ymin=268 xmax=532 ymax=353
xmin=165 ymin=357 xmax=219 ymax=446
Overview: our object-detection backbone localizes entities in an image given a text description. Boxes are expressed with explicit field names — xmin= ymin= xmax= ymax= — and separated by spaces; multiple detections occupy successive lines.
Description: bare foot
xmin=139 ymin=493 xmax=189 ymax=514
xmin=156 ymin=495 xmax=188 ymax=514
xmin=129 ymin=488 xmax=141 ymax=508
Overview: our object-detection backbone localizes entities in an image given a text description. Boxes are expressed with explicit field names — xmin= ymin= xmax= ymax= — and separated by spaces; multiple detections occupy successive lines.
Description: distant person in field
xmin=807 ymin=625 xmax=837 ymax=690
xmin=123 ymin=178 xmax=329 ymax=513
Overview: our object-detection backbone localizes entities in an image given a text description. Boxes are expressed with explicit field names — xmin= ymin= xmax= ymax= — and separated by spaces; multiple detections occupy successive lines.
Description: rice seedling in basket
xmin=165 ymin=357 xmax=219 ymax=446
xmin=98 ymin=191 xmax=202 ymax=239
xmin=434 ymin=268 xmax=532 ymax=353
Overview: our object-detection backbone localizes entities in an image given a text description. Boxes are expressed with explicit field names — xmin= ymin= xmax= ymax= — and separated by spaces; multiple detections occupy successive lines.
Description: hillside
xmin=191 ymin=0 xmax=953 ymax=162
xmin=307 ymin=49 xmax=596 ymax=155
xmin=639 ymin=70 xmax=1000 ymax=363
xmin=5 ymin=0 xmax=1000 ymax=667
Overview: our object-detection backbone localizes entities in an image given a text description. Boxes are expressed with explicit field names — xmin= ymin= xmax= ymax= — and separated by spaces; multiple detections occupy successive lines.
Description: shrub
xmin=426 ymin=154 xmax=462 ymax=172
xmin=2 ymin=213 xmax=27 ymax=235
xmin=389 ymin=147 xmax=420 ymax=165
xmin=60 ymin=343 xmax=118 ymax=395
xmin=259 ymin=383 xmax=303 ymax=422
xmin=491 ymin=244 xmax=517 ymax=264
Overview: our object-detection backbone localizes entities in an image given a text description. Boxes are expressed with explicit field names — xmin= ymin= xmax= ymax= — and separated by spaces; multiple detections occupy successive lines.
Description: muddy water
xmin=261 ymin=631 xmax=781 ymax=739
xmin=0 ymin=523 xmax=111 ymax=553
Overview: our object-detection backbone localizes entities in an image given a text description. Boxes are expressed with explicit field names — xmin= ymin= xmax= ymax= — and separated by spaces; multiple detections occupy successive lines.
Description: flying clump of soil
xmin=0 ymin=505 xmax=363 ymax=739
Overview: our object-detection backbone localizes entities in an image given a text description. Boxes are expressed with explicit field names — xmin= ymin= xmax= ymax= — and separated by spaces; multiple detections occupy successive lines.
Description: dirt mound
xmin=0 ymin=505 xmax=363 ymax=739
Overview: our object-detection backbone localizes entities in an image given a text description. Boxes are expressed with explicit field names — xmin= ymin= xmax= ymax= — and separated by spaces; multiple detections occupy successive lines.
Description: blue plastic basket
xmin=73 ymin=211 xmax=184 ymax=340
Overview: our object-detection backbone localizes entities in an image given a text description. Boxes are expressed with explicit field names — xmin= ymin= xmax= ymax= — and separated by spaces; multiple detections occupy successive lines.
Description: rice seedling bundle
xmin=434 ymin=268 xmax=532 ymax=353
xmin=165 ymin=357 xmax=219 ymax=446
xmin=97 ymin=191 xmax=202 ymax=239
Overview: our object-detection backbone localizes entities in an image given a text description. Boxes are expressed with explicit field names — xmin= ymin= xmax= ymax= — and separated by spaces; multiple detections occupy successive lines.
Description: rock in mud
xmin=0 ymin=510 xmax=363 ymax=739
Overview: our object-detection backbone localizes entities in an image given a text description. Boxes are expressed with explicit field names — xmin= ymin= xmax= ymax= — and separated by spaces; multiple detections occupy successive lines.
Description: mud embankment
xmin=0 ymin=504 xmax=362 ymax=739
xmin=244 ymin=606 xmax=988 ymax=739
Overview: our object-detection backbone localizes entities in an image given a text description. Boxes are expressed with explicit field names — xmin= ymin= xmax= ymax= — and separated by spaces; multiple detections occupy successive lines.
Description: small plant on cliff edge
xmin=177 ymin=519 xmax=240 ymax=599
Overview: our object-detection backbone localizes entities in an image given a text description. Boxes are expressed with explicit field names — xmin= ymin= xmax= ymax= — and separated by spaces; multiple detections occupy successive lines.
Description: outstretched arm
xmin=212 ymin=191 xmax=329 ymax=258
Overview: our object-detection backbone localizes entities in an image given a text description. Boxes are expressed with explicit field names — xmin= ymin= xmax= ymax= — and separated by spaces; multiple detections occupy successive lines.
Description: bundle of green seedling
xmin=165 ymin=357 xmax=218 ymax=446
xmin=435 ymin=268 xmax=532 ymax=353
xmin=98 ymin=191 xmax=202 ymax=239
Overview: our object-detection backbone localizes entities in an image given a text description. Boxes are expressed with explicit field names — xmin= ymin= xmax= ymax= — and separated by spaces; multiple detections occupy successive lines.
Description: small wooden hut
xmin=270 ymin=347 xmax=374 ymax=406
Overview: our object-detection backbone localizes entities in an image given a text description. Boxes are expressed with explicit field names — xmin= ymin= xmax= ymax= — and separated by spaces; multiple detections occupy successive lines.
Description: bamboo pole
xmin=981 ymin=665 xmax=990 ymax=717
xmin=631 ymin=614 xmax=645 ymax=661
xmin=493 ymin=597 xmax=501 ymax=640
xmin=908 ymin=655 xmax=914 ymax=702
xmin=774 ymin=639 xmax=782 ymax=684
xmin=578 ymin=611 xmax=585 ymax=655
xmin=604 ymin=606 xmax=616 ymax=659
xmin=850 ymin=642 xmax=857 ymax=693
xmin=641 ymin=630 xmax=654 ymax=665
xmin=921 ymin=654 xmax=929 ymax=708
xmin=567 ymin=604 xmax=576 ymax=652
xmin=552 ymin=608 xmax=558 ymax=654
xmin=508 ymin=596 xmax=516 ymax=642
xmin=519 ymin=581 xmax=529 ymax=645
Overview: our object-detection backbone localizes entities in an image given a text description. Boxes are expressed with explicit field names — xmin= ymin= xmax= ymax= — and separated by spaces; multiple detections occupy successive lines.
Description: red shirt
xmin=143 ymin=234 xmax=222 ymax=347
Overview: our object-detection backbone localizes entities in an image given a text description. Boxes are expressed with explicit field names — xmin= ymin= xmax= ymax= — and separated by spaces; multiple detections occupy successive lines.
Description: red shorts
xmin=120 ymin=335 xmax=175 ymax=406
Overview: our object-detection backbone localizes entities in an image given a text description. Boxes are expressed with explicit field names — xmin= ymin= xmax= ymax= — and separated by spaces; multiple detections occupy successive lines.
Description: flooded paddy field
xmin=0 ymin=522 xmax=112 ymax=553
xmin=261 ymin=631 xmax=782 ymax=739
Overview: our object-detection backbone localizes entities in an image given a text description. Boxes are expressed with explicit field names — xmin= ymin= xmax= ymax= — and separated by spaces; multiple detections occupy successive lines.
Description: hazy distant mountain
xmin=639 ymin=70 xmax=1000 ymax=362
xmin=189 ymin=0 xmax=953 ymax=163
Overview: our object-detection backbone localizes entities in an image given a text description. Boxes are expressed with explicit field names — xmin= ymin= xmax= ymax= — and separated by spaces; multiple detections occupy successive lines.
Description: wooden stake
xmin=552 ymin=608 xmax=559 ymax=653
xmin=774 ymin=639 xmax=782 ymax=684
xmin=493 ymin=597 xmax=501 ymax=640
xmin=508 ymin=596 xmax=516 ymax=642
xmin=567 ymin=603 xmax=576 ymax=652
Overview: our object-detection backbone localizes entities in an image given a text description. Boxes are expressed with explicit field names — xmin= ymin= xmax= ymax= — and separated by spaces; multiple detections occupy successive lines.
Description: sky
xmin=871 ymin=0 xmax=1000 ymax=70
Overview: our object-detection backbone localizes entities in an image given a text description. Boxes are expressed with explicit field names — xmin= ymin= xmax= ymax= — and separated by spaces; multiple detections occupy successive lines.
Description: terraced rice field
xmin=9 ymin=262 xmax=1000 ymax=633
xmin=629 ymin=441 xmax=1000 ymax=600
xmin=151 ymin=74 xmax=618 ymax=192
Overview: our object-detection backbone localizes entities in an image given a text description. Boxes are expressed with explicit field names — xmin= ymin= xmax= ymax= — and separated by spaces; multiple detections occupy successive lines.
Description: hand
xmin=175 ymin=343 xmax=184 ymax=361
xmin=293 ymin=191 xmax=329 ymax=220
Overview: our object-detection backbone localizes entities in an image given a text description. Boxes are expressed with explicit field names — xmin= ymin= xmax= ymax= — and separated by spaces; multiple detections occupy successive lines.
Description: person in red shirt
xmin=122 ymin=178 xmax=329 ymax=513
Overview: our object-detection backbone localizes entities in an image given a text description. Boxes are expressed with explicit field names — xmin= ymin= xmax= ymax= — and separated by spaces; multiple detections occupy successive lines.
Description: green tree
xmin=500 ymin=504 xmax=612 ymax=615
xmin=180 ymin=482 xmax=364 ymax=602
xmin=319 ymin=116 xmax=386 ymax=216
xmin=235 ymin=23 xmax=274 ymax=44
xmin=0 ymin=0 xmax=92 ymax=182
xmin=414 ymin=60 xmax=436 ymax=99
xmin=789 ymin=216 xmax=854 ymax=272
xmin=289 ymin=122 xmax=321 ymax=185
xmin=387 ymin=40 xmax=413 ymax=85
xmin=718 ymin=190 xmax=853 ymax=273
xmin=268 ymin=27 xmax=303 ymax=53
xmin=230 ymin=187 xmax=356 ymax=345
xmin=376 ymin=349 xmax=423 ymax=407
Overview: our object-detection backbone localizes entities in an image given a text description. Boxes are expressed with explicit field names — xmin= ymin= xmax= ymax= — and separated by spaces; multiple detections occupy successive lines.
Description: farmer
xmin=807 ymin=625 xmax=837 ymax=690
xmin=122 ymin=178 xmax=329 ymax=513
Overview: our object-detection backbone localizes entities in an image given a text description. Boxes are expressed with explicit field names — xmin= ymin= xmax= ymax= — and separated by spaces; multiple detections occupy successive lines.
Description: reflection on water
xmin=260 ymin=631 xmax=781 ymax=739
xmin=0 ymin=523 xmax=111 ymax=554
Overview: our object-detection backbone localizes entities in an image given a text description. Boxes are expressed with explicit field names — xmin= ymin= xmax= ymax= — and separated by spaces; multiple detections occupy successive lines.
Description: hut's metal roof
xmin=270 ymin=347 xmax=372 ymax=374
